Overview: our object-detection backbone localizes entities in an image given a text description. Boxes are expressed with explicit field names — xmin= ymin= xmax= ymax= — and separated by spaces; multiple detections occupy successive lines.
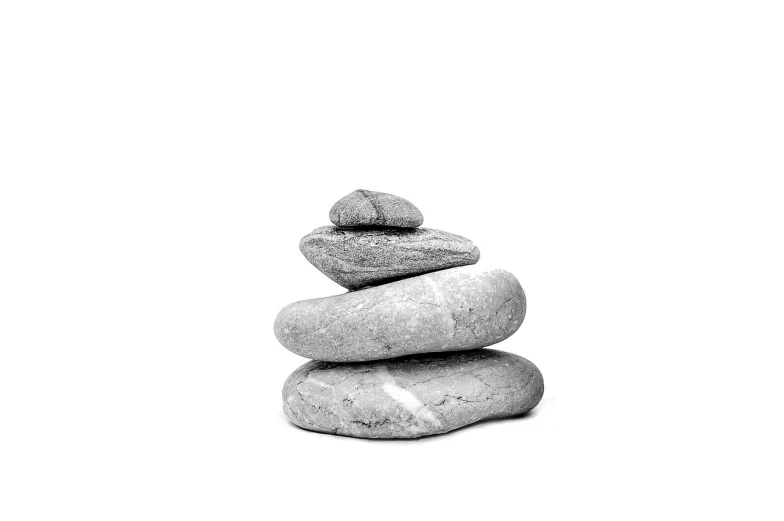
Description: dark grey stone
xmin=282 ymin=349 xmax=544 ymax=439
xmin=329 ymin=189 xmax=424 ymax=228
xmin=274 ymin=266 xmax=525 ymax=362
xmin=299 ymin=226 xmax=480 ymax=290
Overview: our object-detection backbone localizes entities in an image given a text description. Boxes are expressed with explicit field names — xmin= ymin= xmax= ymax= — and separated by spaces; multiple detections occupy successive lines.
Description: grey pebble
xmin=300 ymin=226 xmax=480 ymax=290
xmin=274 ymin=265 xmax=525 ymax=362
xmin=329 ymin=189 xmax=424 ymax=228
xmin=282 ymin=349 xmax=544 ymax=439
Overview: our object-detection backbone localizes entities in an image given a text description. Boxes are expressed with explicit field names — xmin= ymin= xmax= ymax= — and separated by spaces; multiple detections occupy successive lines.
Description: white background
xmin=1 ymin=1 xmax=782 ymax=519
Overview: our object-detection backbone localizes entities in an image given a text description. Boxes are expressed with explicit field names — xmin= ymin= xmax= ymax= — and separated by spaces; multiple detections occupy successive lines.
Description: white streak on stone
xmin=306 ymin=377 xmax=332 ymax=388
xmin=376 ymin=366 xmax=440 ymax=426
xmin=424 ymin=275 xmax=456 ymax=340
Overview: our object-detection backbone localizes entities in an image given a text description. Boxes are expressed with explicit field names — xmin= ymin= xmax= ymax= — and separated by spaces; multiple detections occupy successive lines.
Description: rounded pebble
xmin=283 ymin=349 xmax=544 ymax=439
xmin=274 ymin=265 xmax=525 ymax=362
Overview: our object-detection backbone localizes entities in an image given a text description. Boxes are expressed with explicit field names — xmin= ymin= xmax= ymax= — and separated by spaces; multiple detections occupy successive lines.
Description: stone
xmin=299 ymin=226 xmax=480 ymax=290
xmin=329 ymin=189 xmax=424 ymax=228
xmin=282 ymin=349 xmax=544 ymax=439
xmin=274 ymin=265 xmax=525 ymax=362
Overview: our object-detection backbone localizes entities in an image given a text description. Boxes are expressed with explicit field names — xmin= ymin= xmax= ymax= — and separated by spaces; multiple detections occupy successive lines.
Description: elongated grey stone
xmin=329 ymin=189 xmax=423 ymax=228
xmin=274 ymin=266 xmax=525 ymax=362
xmin=282 ymin=349 xmax=544 ymax=439
xmin=299 ymin=226 xmax=480 ymax=290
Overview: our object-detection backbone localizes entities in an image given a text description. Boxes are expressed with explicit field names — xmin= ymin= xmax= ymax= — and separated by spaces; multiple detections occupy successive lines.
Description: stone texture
xmin=283 ymin=349 xmax=544 ymax=439
xmin=274 ymin=265 xmax=525 ymax=362
xmin=299 ymin=226 xmax=480 ymax=290
xmin=329 ymin=189 xmax=424 ymax=228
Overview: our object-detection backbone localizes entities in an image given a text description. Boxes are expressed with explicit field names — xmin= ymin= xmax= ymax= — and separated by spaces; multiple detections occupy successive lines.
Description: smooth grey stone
xmin=274 ymin=266 xmax=525 ymax=362
xmin=299 ymin=226 xmax=480 ymax=290
xmin=282 ymin=349 xmax=544 ymax=439
xmin=329 ymin=189 xmax=424 ymax=228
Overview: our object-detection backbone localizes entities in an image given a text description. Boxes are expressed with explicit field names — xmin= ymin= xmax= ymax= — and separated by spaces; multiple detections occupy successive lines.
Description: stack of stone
xmin=275 ymin=189 xmax=544 ymax=439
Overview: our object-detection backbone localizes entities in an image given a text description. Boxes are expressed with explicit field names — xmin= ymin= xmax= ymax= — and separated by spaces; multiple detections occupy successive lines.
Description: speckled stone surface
xmin=329 ymin=189 xmax=424 ymax=228
xmin=299 ymin=226 xmax=480 ymax=290
xmin=274 ymin=265 xmax=525 ymax=362
xmin=283 ymin=349 xmax=544 ymax=439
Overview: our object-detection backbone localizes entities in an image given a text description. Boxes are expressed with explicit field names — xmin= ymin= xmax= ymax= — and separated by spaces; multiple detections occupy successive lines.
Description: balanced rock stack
xmin=275 ymin=189 xmax=544 ymax=438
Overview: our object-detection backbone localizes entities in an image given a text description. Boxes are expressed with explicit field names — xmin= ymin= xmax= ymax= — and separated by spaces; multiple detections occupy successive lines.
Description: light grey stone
xmin=299 ymin=226 xmax=480 ymax=290
xmin=329 ymin=189 xmax=424 ymax=228
xmin=282 ymin=349 xmax=544 ymax=439
xmin=274 ymin=266 xmax=525 ymax=362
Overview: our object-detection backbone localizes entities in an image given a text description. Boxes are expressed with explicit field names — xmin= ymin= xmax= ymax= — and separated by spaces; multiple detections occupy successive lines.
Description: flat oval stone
xmin=329 ymin=189 xmax=424 ymax=228
xmin=283 ymin=349 xmax=544 ymax=438
xmin=299 ymin=226 xmax=480 ymax=290
xmin=274 ymin=266 xmax=525 ymax=362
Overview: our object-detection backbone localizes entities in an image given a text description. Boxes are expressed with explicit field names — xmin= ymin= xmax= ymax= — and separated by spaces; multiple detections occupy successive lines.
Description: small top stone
xmin=329 ymin=189 xmax=424 ymax=228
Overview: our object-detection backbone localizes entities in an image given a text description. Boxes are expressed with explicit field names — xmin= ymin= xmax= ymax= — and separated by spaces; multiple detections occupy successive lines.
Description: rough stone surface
xmin=282 ymin=349 xmax=544 ymax=439
xmin=274 ymin=266 xmax=525 ymax=362
xmin=329 ymin=189 xmax=424 ymax=228
xmin=299 ymin=226 xmax=480 ymax=290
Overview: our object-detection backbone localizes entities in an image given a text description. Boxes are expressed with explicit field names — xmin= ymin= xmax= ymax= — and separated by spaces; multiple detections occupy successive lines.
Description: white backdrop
xmin=2 ymin=1 xmax=782 ymax=519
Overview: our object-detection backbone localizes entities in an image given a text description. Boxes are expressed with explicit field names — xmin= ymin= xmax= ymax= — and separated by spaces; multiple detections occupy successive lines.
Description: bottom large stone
xmin=282 ymin=349 xmax=544 ymax=439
